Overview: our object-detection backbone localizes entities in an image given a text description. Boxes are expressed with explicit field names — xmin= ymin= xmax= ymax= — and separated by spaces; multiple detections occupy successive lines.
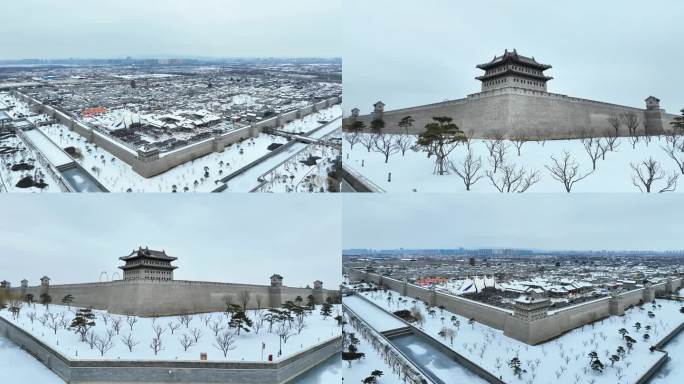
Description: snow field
xmin=344 ymin=134 xmax=684 ymax=193
xmin=0 ymin=304 xmax=341 ymax=363
xmin=354 ymin=287 xmax=683 ymax=384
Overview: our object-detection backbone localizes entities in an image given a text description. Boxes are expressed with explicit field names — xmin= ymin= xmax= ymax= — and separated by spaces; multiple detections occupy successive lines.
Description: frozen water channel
xmin=392 ymin=334 xmax=488 ymax=384
xmin=0 ymin=336 xmax=64 ymax=383
xmin=220 ymin=117 xmax=341 ymax=192
xmin=288 ymin=353 xmax=341 ymax=383
xmin=343 ymin=295 xmax=406 ymax=332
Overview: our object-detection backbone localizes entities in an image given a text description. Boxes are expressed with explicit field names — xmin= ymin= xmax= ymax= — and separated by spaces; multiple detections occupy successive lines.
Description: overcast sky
xmin=0 ymin=0 xmax=340 ymax=59
xmin=343 ymin=194 xmax=684 ymax=252
xmin=0 ymin=195 xmax=341 ymax=288
xmin=343 ymin=0 xmax=684 ymax=114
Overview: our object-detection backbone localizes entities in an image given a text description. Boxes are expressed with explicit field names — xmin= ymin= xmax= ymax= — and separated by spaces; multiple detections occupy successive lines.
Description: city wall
xmin=11 ymin=279 xmax=339 ymax=317
xmin=346 ymin=268 xmax=682 ymax=345
xmin=12 ymin=91 xmax=340 ymax=178
xmin=0 ymin=315 xmax=341 ymax=384
xmin=346 ymin=88 xmax=677 ymax=139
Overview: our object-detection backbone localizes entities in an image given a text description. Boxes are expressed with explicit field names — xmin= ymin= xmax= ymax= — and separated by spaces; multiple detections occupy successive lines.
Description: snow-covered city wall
xmin=346 ymin=268 xmax=683 ymax=345
xmin=11 ymin=90 xmax=341 ymax=178
xmin=0 ymin=315 xmax=341 ymax=384
xmin=12 ymin=279 xmax=339 ymax=317
xmin=344 ymin=87 xmax=676 ymax=139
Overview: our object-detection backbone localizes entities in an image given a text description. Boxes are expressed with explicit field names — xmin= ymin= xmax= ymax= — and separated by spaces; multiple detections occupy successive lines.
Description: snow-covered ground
xmin=353 ymin=288 xmax=683 ymax=384
xmin=257 ymin=131 xmax=341 ymax=193
xmin=40 ymin=123 xmax=288 ymax=192
xmin=0 ymin=304 xmax=341 ymax=362
xmin=342 ymin=314 xmax=404 ymax=384
xmin=2 ymin=90 xmax=341 ymax=192
xmin=344 ymin=134 xmax=684 ymax=192
xmin=280 ymin=105 xmax=341 ymax=134
xmin=0 ymin=132 xmax=62 ymax=193
xmin=0 ymin=336 xmax=64 ymax=383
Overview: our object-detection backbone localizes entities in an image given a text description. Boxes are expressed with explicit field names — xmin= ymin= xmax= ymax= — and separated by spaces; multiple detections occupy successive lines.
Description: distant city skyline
xmin=343 ymin=194 xmax=684 ymax=252
xmin=0 ymin=195 xmax=341 ymax=287
xmin=343 ymin=0 xmax=684 ymax=114
xmin=0 ymin=0 xmax=340 ymax=60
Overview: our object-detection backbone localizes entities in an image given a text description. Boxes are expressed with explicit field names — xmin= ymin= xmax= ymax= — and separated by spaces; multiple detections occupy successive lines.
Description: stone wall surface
xmin=344 ymin=88 xmax=676 ymax=139
xmin=12 ymin=280 xmax=338 ymax=316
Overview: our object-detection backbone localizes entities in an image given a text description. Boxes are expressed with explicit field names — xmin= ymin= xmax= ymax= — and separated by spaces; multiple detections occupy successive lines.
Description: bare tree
xmin=372 ymin=133 xmax=399 ymax=163
xmin=663 ymin=145 xmax=684 ymax=175
xmin=126 ymin=315 xmax=137 ymax=331
xmin=486 ymin=164 xmax=540 ymax=193
xmin=344 ymin=131 xmax=361 ymax=150
xmin=344 ymin=120 xmax=366 ymax=150
xmin=253 ymin=312 xmax=264 ymax=335
xmin=484 ymin=130 xmax=505 ymax=157
xmin=190 ymin=328 xmax=203 ymax=343
xmin=152 ymin=324 xmax=166 ymax=340
xmin=582 ymin=137 xmax=602 ymax=170
xmin=545 ymin=151 xmax=593 ymax=192
xmin=94 ymin=334 xmax=115 ymax=356
xmin=86 ymin=330 xmax=98 ymax=349
xmin=277 ymin=321 xmax=294 ymax=344
xmin=598 ymin=133 xmax=620 ymax=159
xmin=630 ymin=157 xmax=679 ymax=193
xmin=121 ymin=333 xmax=139 ymax=352
xmin=533 ymin=128 xmax=547 ymax=146
xmin=178 ymin=314 xmax=193 ymax=328
xmin=450 ymin=146 xmax=483 ymax=191
xmin=395 ymin=134 xmax=412 ymax=156
xmin=150 ymin=336 xmax=164 ymax=355
xmin=238 ymin=290 xmax=252 ymax=310
xmin=213 ymin=331 xmax=236 ymax=357
xmin=607 ymin=114 xmax=621 ymax=137
xmin=48 ymin=316 xmax=61 ymax=335
xmin=111 ymin=316 xmax=123 ymax=335
xmin=510 ymin=131 xmax=529 ymax=156
xmin=210 ymin=320 xmax=224 ymax=337
xmin=255 ymin=295 xmax=264 ymax=310
xmin=179 ymin=334 xmax=196 ymax=351
xmin=294 ymin=315 xmax=306 ymax=334
xmin=359 ymin=134 xmax=376 ymax=152
xmin=168 ymin=321 xmax=181 ymax=335
xmin=489 ymin=140 xmax=508 ymax=173
xmin=622 ymin=112 xmax=641 ymax=137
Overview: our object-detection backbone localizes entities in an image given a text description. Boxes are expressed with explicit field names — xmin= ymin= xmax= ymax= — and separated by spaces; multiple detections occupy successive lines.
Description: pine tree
xmin=62 ymin=294 xmax=74 ymax=309
xmin=69 ymin=308 xmax=96 ymax=341
xmin=228 ymin=308 xmax=253 ymax=336
xmin=320 ymin=302 xmax=333 ymax=318
xmin=417 ymin=116 xmax=466 ymax=175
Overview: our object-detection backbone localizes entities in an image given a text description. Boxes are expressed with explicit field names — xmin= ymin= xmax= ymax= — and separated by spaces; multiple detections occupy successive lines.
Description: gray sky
xmin=343 ymin=0 xmax=684 ymax=114
xmin=0 ymin=0 xmax=340 ymax=59
xmin=343 ymin=194 xmax=684 ymax=252
xmin=0 ymin=195 xmax=341 ymax=287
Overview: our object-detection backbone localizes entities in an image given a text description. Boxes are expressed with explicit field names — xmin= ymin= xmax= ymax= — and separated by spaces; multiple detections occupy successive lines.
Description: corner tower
xmin=119 ymin=246 xmax=178 ymax=281
xmin=476 ymin=49 xmax=553 ymax=92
